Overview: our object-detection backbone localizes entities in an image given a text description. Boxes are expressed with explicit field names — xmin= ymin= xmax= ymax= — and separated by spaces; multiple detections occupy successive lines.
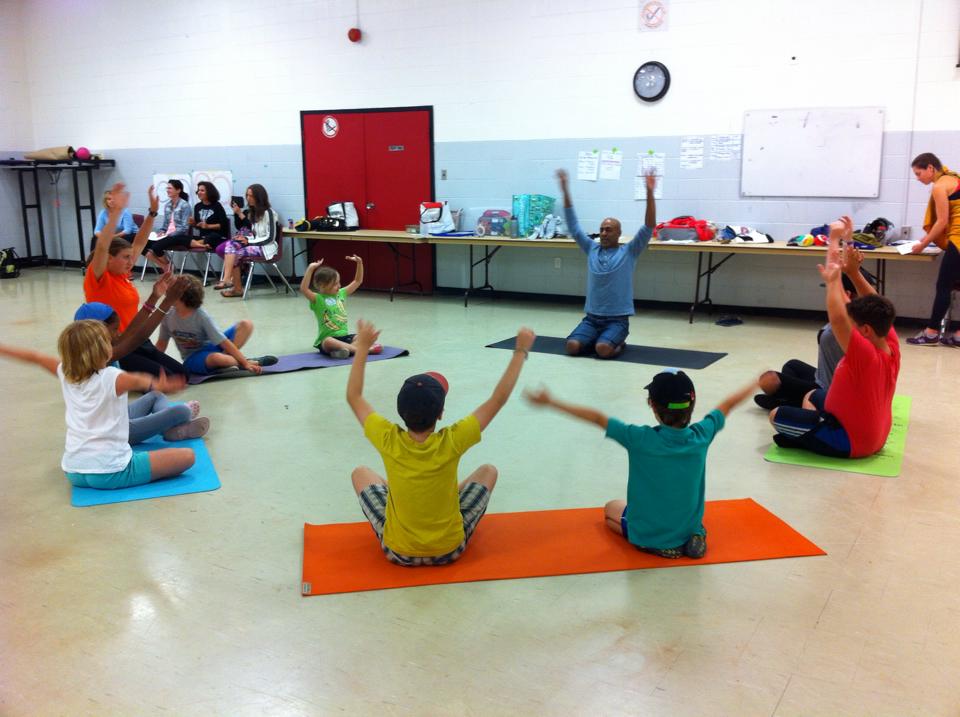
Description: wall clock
xmin=633 ymin=61 xmax=670 ymax=102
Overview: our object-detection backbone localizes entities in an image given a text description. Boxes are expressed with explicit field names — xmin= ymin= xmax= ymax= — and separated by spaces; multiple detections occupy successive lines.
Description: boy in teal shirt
xmin=526 ymin=371 xmax=755 ymax=558
xmin=299 ymin=255 xmax=380 ymax=358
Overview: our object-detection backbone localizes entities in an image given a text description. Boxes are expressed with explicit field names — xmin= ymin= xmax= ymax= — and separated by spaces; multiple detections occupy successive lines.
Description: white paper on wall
xmin=636 ymin=152 xmax=665 ymax=199
xmin=709 ymin=134 xmax=741 ymax=162
xmin=680 ymin=136 xmax=705 ymax=169
xmin=577 ymin=150 xmax=599 ymax=181
xmin=599 ymin=150 xmax=623 ymax=180
xmin=192 ymin=170 xmax=234 ymax=214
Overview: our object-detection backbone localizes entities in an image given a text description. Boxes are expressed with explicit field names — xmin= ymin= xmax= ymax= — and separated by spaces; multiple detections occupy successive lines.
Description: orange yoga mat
xmin=301 ymin=498 xmax=824 ymax=595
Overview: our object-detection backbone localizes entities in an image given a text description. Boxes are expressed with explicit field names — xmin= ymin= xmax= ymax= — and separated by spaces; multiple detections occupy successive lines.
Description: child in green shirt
xmin=299 ymin=256 xmax=380 ymax=358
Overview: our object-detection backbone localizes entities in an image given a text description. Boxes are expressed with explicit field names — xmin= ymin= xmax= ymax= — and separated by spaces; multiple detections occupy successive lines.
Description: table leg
xmin=690 ymin=252 xmax=703 ymax=324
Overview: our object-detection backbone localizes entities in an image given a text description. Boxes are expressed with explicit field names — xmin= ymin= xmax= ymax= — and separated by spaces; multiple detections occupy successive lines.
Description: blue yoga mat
xmin=70 ymin=436 xmax=219 ymax=507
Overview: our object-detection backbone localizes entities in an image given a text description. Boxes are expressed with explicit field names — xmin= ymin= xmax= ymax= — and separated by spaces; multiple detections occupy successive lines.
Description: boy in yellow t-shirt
xmin=346 ymin=320 xmax=535 ymax=566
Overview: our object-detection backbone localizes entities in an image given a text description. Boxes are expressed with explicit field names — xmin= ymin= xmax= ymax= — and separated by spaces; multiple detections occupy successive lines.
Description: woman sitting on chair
xmin=145 ymin=179 xmax=192 ymax=269
xmin=216 ymin=183 xmax=279 ymax=297
xmin=189 ymin=181 xmax=230 ymax=252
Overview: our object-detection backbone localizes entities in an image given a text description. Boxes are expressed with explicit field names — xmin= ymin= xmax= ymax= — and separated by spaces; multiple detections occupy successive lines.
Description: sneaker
xmin=329 ymin=349 xmax=350 ymax=359
xmin=163 ymin=417 xmax=210 ymax=441
xmin=369 ymin=343 xmax=383 ymax=355
xmin=641 ymin=545 xmax=684 ymax=559
xmin=683 ymin=534 xmax=707 ymax=559
xmin=250 ymin=354 xmax=278 ymax=367
xmin=209 ymin=366 xmax=240 ymax=376
xmin=906 ymin=331 xmax=941 ymax=345
xmin=940 ymin=334 xmax=960 ymax=347
xmin=753 ymin=394 xmax=781 ymax=410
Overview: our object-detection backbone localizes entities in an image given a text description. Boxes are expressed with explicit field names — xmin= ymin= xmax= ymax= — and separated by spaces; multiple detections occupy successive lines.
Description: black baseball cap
xmin=645 ymin=370 xmax=696 ymax=410
xmin=397 ymin=372 xmax=449 ymax=428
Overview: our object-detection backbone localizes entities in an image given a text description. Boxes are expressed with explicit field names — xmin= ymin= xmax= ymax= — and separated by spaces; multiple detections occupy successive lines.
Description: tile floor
xmin=1 ymin=268 xmax=958 ymax=716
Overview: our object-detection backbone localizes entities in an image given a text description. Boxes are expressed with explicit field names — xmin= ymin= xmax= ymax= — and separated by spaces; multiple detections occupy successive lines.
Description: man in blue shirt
xmin=556 ymin=168 xmax=657 ymax=359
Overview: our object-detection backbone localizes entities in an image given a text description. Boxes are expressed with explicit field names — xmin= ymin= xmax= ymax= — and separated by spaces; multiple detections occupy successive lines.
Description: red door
xmin=301 ymin=107 xmax=434 ymax=291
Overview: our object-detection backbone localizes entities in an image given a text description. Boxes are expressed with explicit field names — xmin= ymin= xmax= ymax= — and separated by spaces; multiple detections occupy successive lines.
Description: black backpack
xmin=309 ymin=216 xmax=348 ymax=232
xmin=0 ymin=247 xmax=21 ymax=279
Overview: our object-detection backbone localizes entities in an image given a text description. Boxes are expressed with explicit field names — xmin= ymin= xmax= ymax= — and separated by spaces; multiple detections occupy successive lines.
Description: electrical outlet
xmin=900 ymin=226 xmax=911 ymax=240
xmin=440 ymin=169 xmax=447 ymax=180
xmin=553 ymin=257 xmax=562 ymax=270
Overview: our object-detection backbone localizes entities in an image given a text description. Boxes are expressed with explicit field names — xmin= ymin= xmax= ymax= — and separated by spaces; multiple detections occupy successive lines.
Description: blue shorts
xmin=183 ymin=324 xmax=237 ymax=375
xmin=771 ymin=388 xmax=851 ymax=457
xmin=567 ymin=314 xmax=629 ymax=349
xmin=65 ymin=451 xmax=152 ymax=490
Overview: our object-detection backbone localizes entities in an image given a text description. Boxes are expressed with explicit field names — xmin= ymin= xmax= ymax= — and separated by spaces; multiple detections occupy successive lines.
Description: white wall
xmin=0 ymin=0 xmax=31 ymax=149
xmin=17 ymin=0 xmax=960 ymax=150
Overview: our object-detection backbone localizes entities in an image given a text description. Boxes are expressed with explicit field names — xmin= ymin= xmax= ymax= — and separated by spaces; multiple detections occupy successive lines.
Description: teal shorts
xmin=65 ymin=451 xmax=152 ymax=490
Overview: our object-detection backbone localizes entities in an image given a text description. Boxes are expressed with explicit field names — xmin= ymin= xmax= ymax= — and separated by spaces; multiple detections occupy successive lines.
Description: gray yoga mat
xmin=187 ymin=346 xmax=409 ymax=384
xmin=484 ymin=336 xmax=725 ymax=370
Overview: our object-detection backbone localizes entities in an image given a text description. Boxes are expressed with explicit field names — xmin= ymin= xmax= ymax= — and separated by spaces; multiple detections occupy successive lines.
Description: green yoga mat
xmin=763 ymin=395 xmax=911 ymax=477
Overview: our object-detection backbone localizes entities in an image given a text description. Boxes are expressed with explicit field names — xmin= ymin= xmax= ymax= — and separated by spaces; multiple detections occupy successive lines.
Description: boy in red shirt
xmin=769 ymin=217 xmax=900 ymax=458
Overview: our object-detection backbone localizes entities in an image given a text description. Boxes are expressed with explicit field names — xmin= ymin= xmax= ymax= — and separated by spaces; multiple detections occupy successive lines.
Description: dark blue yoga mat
xmin=187 ymin=346 xmax=410 ymax=384
xmin=485 ymin=336 xmax=725 ymax=370
xmin=70 ymin=436 xmax=219 ymax=507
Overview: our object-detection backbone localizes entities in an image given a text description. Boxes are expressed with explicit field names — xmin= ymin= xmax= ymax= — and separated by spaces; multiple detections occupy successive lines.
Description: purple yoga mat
xmin=187 ymin=346 xmax=409 ymax=384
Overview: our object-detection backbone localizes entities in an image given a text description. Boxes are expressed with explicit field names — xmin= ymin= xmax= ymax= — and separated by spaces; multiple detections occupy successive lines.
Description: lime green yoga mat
xmin=763 ymin=395 xmax=911 ymax=477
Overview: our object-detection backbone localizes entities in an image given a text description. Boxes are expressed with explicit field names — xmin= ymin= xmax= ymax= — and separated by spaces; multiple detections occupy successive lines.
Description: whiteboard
xmin=741 ymin=107 xmax=884 ymax=198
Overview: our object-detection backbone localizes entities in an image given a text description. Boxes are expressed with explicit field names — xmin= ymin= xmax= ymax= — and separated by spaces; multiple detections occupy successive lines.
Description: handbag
xmin=327 ymin=202 xmax=359 ymax=229
xmin=419 ymin=201 xmax=455 ymax=235
xmin=309 ymin=216 xmax=348 ymax=231
xmin=0 ymin=247 xmax=21 ymax=279
xmin=655 ymin=216 xmax=716 ymax=242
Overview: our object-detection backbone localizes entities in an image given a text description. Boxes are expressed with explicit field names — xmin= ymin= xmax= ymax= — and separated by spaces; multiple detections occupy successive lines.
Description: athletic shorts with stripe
xmin=358 ymin=482 xmax=491 ymax=566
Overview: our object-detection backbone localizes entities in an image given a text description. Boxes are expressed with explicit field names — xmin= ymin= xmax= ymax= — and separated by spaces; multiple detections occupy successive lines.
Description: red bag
xmin=655 ymin=216 xmax=716 ymax=242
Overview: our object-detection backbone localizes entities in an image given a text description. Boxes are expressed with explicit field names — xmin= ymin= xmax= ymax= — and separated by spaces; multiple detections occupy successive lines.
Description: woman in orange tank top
xmin=84 ymin=184 xmax=187 ymax=376
xmin=907 ymin=153 xmax=960 ymax=347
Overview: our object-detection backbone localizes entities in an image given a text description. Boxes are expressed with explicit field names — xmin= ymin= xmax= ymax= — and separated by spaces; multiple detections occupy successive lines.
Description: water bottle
xmin=287 ymin=218 xmax=294 ymax=230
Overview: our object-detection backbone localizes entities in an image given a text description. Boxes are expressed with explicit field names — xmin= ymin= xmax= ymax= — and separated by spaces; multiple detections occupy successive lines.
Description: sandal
xmin=213 ymin=281 xmax=233 ymax=290
xmin=221 ymin=289 xmax=243 ymax=298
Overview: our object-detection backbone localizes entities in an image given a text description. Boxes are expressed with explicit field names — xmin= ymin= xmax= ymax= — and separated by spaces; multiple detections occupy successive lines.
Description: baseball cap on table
xmin=397 ymin=372 xmax=449 ymax=426
xmin=645 ymin=369 xmax=696 ymax=410
xmin=74 ymin=302 xmax=116 ymax=322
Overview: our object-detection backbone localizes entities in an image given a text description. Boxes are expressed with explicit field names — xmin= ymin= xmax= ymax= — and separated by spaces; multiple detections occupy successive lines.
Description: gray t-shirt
xmin=816 ymin=323 xmax=844 ymax=389
xmin=159 ymin=307 xmax=227 ymax=360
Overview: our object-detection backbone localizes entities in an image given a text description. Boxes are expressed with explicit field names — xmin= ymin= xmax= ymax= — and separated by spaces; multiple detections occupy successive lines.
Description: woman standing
xmin=145 ymin=179 xmax=192 ymax=269
xmin=216 ymin=184 xmax=279 ymax=297
xmin=189 ymin=181 xmax=230 ymax=251
xmin=907 ymin=153 xmax=960 ymax=346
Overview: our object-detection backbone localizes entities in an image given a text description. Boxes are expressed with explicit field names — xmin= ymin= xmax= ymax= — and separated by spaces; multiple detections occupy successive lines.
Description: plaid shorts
xmin=358 ymin=482 xmax=491 ymax=566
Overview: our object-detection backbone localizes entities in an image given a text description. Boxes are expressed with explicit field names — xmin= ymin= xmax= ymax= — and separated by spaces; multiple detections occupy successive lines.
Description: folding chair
xmin=239 ymin=222 xmax=296 ymax=299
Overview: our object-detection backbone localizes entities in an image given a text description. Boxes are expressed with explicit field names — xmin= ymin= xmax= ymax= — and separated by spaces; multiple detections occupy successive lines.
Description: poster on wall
xmin=577 ymin=150 xmax=600 ymax=181
xmin=192 ymin=170 xmax=234 ymax=213
xmin=152 ymin=173 xmax=193 ymax=213
xmin=709 ymin=135 xmax=741 ymax=162
xmin=680 ymin=136 xmax=705 ymax=169
xmin=636 ymin=152 xmax=665 ymax=199
xmin=599 ymin=150 xmax=623 ymax=180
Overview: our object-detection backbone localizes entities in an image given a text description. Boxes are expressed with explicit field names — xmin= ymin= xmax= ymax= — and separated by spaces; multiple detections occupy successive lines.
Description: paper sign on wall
xmin=599 ymin=150 xmax=623 ymax=180
xmin=577 ymin=150 xmax=600 ymax=181
xmin=636 ymin=152 xmax=665 ymax=199
xmin=710 ymin=134 xmax=741 ymax=162
xmin=680 ymin=136 xmax=705 ymax=169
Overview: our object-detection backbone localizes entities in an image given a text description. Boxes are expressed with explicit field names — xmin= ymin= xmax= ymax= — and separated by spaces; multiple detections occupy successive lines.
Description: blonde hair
xmin=101 ymin=190 xmax=112 ymax=210
xmin=58 ymin=320 xmax=112 ymax=383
